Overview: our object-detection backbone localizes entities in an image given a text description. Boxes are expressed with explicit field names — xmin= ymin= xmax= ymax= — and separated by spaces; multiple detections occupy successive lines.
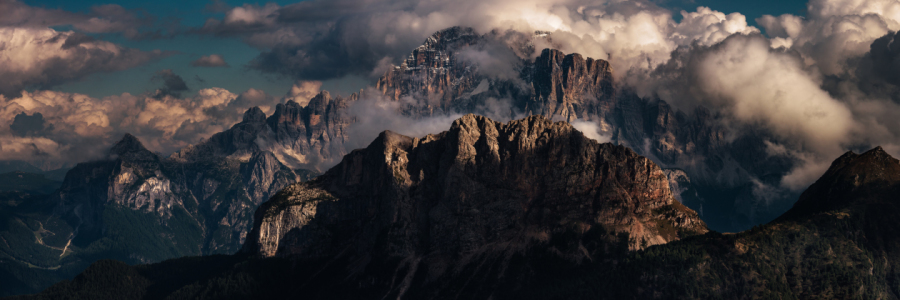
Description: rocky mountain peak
xmin=527 ymin=48 xmax=615 ymax=121
xmin=781 ymin=146 xmax=900 ymax=219
xmin=108 ymin=133 xmax=156 ymax=161
xmin=245 ymin=114 xmax=706 ymax=263
xmin=242 ymin=106 xmax=267 ymax=124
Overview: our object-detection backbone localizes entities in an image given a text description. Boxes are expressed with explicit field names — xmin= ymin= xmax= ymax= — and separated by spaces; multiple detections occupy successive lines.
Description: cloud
xmin=455 ymin=39 xmax=524 ymax=81
xmin=151 ymin=69 xmax=190 ymax=98
xmin=191 ymin=54 xmax=229 ymax=67
xmin=0 ymin=27 xmax=171 ymax=97
xmin=0 ymin=86 xmax=281 ymax=169
xmin=755 ymin=0 xmax=900 ymax=76
xmin=571 ymin=120 xmax=612 ymax=144
xmin=9 ymin=112 xmax=49 ymax=137
xmin=0 ymin=0 xmax=168 ymax=39
xmin=856 ymin=31 xmax=900 ymax=99
xmin=343 ymin=91 xmax=462 ymax=151
xmin=198 ymin=0 xmax=757 ymax=81
xmin=629 ymin=33 xmax=877 ymax=190
xmin=282 ymin=81 xmax=323 ymax=106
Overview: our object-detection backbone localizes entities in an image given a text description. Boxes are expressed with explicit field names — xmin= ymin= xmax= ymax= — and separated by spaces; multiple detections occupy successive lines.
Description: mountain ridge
xmin=779 ymin=146 xmax=900 ymax=220
xmin=0 ymin=25 xmax=824 ymax=296
xmin=244 ymin=114 xmax=706 ymax=262
xmin=18 ymin=139 xmax=900 ymax=299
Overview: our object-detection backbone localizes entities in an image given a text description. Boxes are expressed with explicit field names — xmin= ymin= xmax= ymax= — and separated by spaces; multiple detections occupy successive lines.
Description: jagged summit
xmin=108 ymin=133 xmax=156 ymax=161
xmin=170 ymin=91 xmax=354 ymax=170
xmin=780 ymin=146 xmax=900 ymax=220
xmin=242 ymin=106 xmax=267 ymax=123
xmin=235 ymin=113 xmax=705 ymax=296
xmin=529 ymin=48 xmax=614 ymax=121
xmin=245 ymin=114 xmax=705 ymax=259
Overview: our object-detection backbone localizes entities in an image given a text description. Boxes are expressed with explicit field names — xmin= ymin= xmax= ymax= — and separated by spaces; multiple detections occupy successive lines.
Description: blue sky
xmin=23 ymin=0 xmax=809 ymax=99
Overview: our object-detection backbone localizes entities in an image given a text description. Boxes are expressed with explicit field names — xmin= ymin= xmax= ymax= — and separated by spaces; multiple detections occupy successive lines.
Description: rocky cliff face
xmin=525 ymin=48 xmax=615 ymax=122
xmin=376 ymin=27 xmax=485 ymax=116
xmin=1 ymin=87 xmax=354 ymax=295
xmin=25 ymin=147 xmax=900 ymax=299
xmin=245 ymin=115 xmax=705 ymax=265
xmin=43 ymin=129 xmax=318 ymax=264
xmin=369 ymin=27 xmax=796 ymax=232
xmin=173 ymin=91 xmax=356 ymax=172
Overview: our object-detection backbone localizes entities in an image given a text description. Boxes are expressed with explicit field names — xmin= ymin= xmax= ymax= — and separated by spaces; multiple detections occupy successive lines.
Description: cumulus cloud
xmin=654 ymin=34 xmax=854 ymax=152
xmin=198 ymin=0 xmax=757 ymax=81
xmin=0 ymin=27 xmax=170 ymax=97
xmin=282 ymin=81 xmax=323 ymax=106
xmin=0 ymin=86 xmax=280 ymax=169
xmin=634 ymin=33 xmax=873 ymax=189
xmin=756 ymin=0 xmax=900 ymax=76
xmin=191 ymin=54 xmax=229 ymax=67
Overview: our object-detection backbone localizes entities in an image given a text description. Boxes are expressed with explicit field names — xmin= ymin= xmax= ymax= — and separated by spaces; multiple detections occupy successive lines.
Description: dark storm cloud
xmin=152 ymin=69 xmax=190 ymax=98
xmin=249 ymin=31 xmax=381 ymax=80
xmin=857 ymin=32 xmax=900 ymax=101
xmin=10 ymin=112 xmax=49 ymax=137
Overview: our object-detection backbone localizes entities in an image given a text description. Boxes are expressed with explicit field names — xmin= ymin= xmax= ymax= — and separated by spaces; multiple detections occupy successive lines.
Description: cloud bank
xmin=7 ymin=0 xmax=900 ymax=197
xmin=0 ymin=86 xmax=281 ymax=169
xmin=0 ymin=27 xmax=170 ymax=97
xmin=200 ymin=0 xmax=757 ymax=81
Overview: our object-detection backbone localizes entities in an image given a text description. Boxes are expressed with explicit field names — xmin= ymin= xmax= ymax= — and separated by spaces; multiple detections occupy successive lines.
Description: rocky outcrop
xmin=780 ymin=146 xmax=900 ymax=220
xmin=376 ymin=27 xmax=484 ymax=116
xmin=663 ymin=168 xmax=704 ymax=215
xmin=526 ymin=48 xmax=615 ymax=122
xmin=50 ymin=130 xmax=318 ymax=261
xmin=371 ymin=27 xmax=798 ymax=231
xmin=245 ymin=115 xmax=706 ymax=263
xmin=172 ymin=91 xmax=356 ymax=172
xmin=4 ymin=89 xmax=355 ymax=295
xmin=28 ymin=147 xmax=900 ymax=300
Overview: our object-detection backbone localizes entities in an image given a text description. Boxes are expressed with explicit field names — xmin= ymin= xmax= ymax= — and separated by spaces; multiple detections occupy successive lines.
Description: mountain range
xmin=16 ymin=114 xmax=900 ymax=299
xmin=0 ymin=26 xmax=829 ymax=296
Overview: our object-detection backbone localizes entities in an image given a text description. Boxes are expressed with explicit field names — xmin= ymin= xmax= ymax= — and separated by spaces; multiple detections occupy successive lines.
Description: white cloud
xmin=0 ymin=87 xmax=283 ymax=169
xmin=282 ymin=81 xmax=323 ymax=106
xmin=571 ymin=120 xmax=612 ymax=144
xmin=202 ymin=0 xmax=758 ymax=81
xmin=0 ymin=27 xmax=168 ymax=96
